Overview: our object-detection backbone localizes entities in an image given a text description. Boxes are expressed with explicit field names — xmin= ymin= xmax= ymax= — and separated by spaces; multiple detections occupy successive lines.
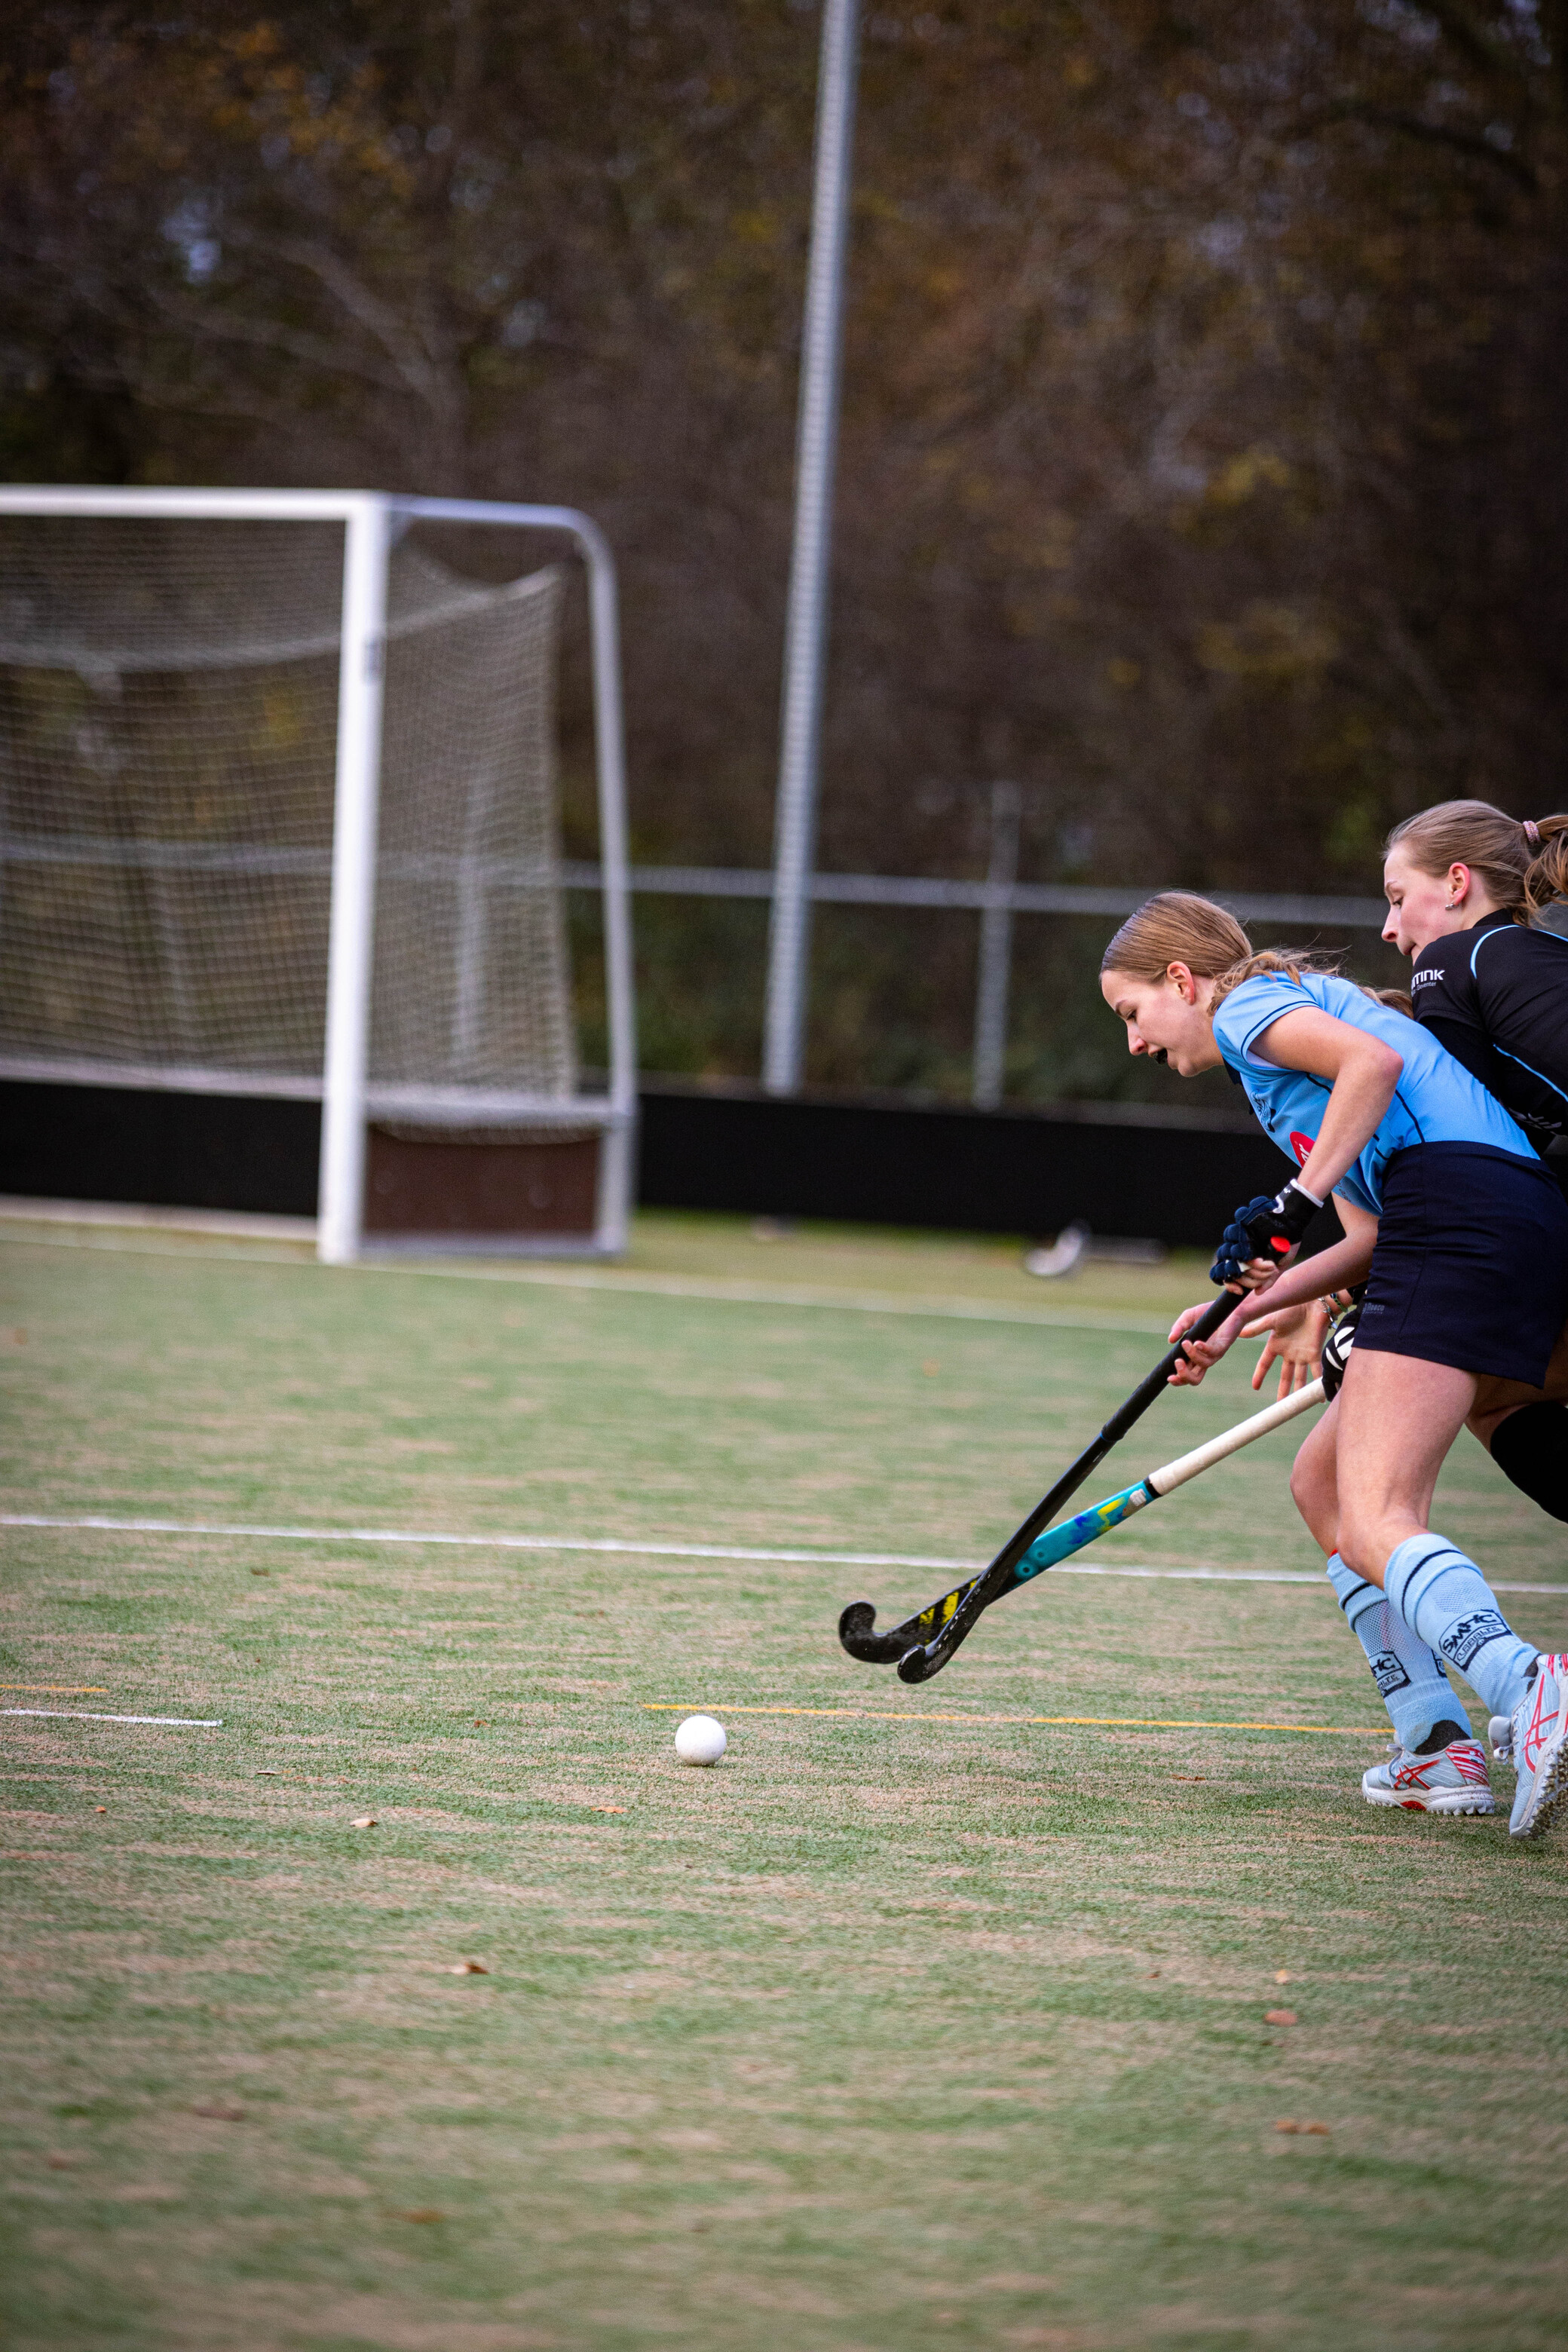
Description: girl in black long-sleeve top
xmin=1382 ymin=800 xmax=1568 ymax=1518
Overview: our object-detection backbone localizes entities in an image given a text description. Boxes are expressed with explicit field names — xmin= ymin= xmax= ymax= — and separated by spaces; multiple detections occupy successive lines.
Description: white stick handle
xmin=1147 ymin=1379 xmax=1325 ymax=1499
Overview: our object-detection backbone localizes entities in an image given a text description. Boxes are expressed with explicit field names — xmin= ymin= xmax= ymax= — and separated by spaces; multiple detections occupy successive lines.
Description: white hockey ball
xmin=674 ymin=1713 xmax=727 ymax=1766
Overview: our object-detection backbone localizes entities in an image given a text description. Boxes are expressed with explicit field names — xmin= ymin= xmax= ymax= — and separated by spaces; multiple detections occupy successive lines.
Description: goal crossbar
xmin=0 ymin=486 xmax=637 ymax=1261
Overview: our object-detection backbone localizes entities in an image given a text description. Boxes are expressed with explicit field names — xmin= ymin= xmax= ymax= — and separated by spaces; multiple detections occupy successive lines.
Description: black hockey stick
xmin=838 ymin=1287 xmax=1242 ymax=1679
xmin=864 ymin=1375 xmax=1327 ymax=1643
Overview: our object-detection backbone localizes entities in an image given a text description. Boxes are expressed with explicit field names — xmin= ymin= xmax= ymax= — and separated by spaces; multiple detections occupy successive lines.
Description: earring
xmin=1444 ymin=899 xmax=1456 ymax=909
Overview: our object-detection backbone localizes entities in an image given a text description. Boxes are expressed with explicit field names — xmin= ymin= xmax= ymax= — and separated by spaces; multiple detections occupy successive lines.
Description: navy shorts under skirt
xmin=1355 ymin=1143 xmax=1568 ymax=1386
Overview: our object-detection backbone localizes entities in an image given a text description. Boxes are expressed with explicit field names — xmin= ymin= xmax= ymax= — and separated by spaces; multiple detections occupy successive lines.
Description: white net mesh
xmin=0 ymin=515 xmax=577 ymax=1104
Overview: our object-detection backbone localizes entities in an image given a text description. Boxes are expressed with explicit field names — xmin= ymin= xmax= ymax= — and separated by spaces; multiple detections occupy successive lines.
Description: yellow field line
xmin=0 ymin=1683 xmax=108 ymax=1693
xmin=643 ymin=1703 xmax=1389 ymax=1736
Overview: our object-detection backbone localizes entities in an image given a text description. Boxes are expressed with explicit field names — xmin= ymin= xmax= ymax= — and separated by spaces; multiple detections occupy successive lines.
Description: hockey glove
xmin=1208 ymin=1181 xmax=1321 ymax=1286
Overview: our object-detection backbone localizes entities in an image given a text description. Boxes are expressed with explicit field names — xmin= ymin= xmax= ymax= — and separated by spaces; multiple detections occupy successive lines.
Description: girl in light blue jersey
xmin=1098 ymin=892 xmax=1568 ymax=1841
xmin=1214 ymin=963 xmax=1533 ymax=1233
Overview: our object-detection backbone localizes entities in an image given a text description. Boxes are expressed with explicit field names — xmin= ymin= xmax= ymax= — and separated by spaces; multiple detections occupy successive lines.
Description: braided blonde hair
xmin=1099 ymin=892 xmax=1344 ymax=1009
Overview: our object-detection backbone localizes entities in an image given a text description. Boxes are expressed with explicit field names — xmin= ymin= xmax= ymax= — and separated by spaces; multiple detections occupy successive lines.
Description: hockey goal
xmin=0 ymin=488 xmax=635 ymax=1260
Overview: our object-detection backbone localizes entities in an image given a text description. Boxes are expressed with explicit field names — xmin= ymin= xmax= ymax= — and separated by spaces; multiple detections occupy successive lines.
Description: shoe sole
xmin=1510 ymin=1723 xmax=1568 ymax=1839
xmin=1363 ymin=1784 xmax=1496 ymax=1815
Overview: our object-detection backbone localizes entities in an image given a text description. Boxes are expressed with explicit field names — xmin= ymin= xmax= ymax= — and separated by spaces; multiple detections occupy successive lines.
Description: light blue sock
xmin=1383 ymin=1535 xmax=1539 ymax=1720
xmin=1325 ymin=1552 xmax=1461 ymax=1750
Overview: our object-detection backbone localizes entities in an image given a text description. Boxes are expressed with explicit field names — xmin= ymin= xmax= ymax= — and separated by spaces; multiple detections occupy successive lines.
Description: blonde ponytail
xmin=1208 ymin=946 xmax=1348 ymax=1009
xmin=1522 ymin=815 xmax=1568 ymax=921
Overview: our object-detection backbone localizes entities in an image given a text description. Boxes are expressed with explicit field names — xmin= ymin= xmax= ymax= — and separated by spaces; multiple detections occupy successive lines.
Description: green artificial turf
xmin=2 ymin=1213 xmax=1566 ymax=2351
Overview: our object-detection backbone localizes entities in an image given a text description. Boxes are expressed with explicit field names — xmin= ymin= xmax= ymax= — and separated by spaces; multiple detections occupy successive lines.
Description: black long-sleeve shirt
xmin=1410 ymin=910 xmax=1568 ymax=1147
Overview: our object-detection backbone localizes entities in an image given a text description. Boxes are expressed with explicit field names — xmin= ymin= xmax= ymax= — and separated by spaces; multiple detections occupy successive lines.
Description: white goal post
xmin=0 ymin=486 xmax=637 ymax=1263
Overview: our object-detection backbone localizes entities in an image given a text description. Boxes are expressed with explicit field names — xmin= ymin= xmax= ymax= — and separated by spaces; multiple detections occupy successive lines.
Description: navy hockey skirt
xmin=1355 ymin=1143 xmax=1568 ymax=1386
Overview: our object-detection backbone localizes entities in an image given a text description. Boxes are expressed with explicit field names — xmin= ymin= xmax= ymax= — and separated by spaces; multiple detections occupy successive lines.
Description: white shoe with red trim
xmin=1498 ymin=1656 xmax=1568 ymax=1840
xmin=1361 ymin=1737 xmax=1495 ymax=1815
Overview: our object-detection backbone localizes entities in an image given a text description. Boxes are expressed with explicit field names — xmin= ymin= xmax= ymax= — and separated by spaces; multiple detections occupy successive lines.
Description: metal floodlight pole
xmin=972 ymin=782 xmax=1022 ymax=1110
xmin=762 ymin=0 xmax=862 ymax=1096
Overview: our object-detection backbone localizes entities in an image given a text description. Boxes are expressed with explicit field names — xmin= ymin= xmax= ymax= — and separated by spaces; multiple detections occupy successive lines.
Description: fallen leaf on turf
xmin=588 ymin=1804 xmax=626 ymax=1814
xmin=351 ymin=1816 xmax=378 ymax=1829
xmin=257 ymin=1770 xmax=279 ymax=1778
xmin=396 ymin=2208 xmax=444 ymax=2223
xmin=473 ymin=1718 xmax=487 ymax=1726
xmin=1276 ymin=2118 xmax=1329 ymax=2135
xmin=191 ymin=2102 xmax=244 ymax=2121
xmin=44 ymin=2153 xmax=75 ymax=2168
xmin=1264 ymin=2008 xmax=1299 ymax=2026
xmin=94 ymin=1806 xmax=106 ymax=1814
xmin=1274 ymin=1968 xmax=1291 ymax=1982
xmin=448 ymin=1961 xmax=488 ymax=1975
xmin=250 ymin=1568 xmax=269 ymax=1576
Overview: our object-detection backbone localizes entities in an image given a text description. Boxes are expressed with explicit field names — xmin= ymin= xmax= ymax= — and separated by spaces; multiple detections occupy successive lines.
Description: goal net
xmin=0 ymin=514 xmax=575 ymax=1098
xmin=0 ymin=492 xmax=635 ymax=1258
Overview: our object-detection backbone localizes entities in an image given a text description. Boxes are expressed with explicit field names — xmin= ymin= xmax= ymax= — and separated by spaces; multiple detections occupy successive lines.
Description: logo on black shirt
xmin=1411 ymin=967 xmax=1444 ymax=989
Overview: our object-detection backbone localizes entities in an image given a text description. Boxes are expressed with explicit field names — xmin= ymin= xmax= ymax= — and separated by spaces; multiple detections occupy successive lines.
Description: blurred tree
xmin=1 ymin=1 xmax=1563 ymax=1095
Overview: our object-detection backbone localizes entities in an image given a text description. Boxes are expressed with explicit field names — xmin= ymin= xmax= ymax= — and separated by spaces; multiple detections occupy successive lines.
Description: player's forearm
xmin=1217 ymin=1233 xmax=1374 ymax=1340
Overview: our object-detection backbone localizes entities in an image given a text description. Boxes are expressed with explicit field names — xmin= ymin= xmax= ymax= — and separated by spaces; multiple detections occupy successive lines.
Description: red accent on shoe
xmin=1390 ymin=1739 xmax=1490 ymax=1790
xmin=1521 ymin=1659 xmax=1566 ymax=1775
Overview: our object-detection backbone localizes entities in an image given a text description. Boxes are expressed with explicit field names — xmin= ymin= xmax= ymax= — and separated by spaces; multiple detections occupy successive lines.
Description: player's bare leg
xmin=1288 ymin=1399 xmax=1339 ymax=1557
xmin=1330 ymin=1347 xmax=1565 ymax=1835
xmin=1333 ymin=1348 xmax=1475 ymax=1581
xmin=1289 ymin=1381 xmax=1485 ymax=1804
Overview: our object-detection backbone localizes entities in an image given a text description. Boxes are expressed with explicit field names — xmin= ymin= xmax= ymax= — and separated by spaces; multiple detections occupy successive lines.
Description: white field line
xmin=3 ymin=1511 xmax=1564 ymax=1594
xmin=3 ymin=1708 xmax=222 ymax=1726
xmin=362 ymin=1261 xmax=1174 ymax=1335
xmin=0 ymin=1196 xmax=316 ymax=1242
xmin=0 ymin=1223 xmax=1170 ymax=1336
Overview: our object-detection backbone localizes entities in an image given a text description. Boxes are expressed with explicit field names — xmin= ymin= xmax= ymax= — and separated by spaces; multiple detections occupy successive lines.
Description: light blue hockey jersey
xmin=1211 ymin=969 xmax=1537 ymax=1214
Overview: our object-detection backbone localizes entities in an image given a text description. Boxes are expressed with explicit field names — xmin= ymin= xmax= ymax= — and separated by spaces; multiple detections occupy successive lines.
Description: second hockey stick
xmin=893 ymin=1378 xmax=1325 ymax=1679
xmin=840 ymin=1288 xmax=1242 ymax=1675
xmin=895 ymin=1377 xmax=1326 ymax=1683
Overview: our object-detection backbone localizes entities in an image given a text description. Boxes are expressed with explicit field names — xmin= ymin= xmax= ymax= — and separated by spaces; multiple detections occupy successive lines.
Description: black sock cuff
xmin=1413 ymin=1718 xmax=1469 ymax=1756
xmin=1490 ymin=1401 xmax=1568 ymax=1527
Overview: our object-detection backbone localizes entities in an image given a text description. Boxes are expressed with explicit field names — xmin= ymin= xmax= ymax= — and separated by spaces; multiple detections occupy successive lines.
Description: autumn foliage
xmin=2 ymin=2 xmax=1563 ymax=1092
